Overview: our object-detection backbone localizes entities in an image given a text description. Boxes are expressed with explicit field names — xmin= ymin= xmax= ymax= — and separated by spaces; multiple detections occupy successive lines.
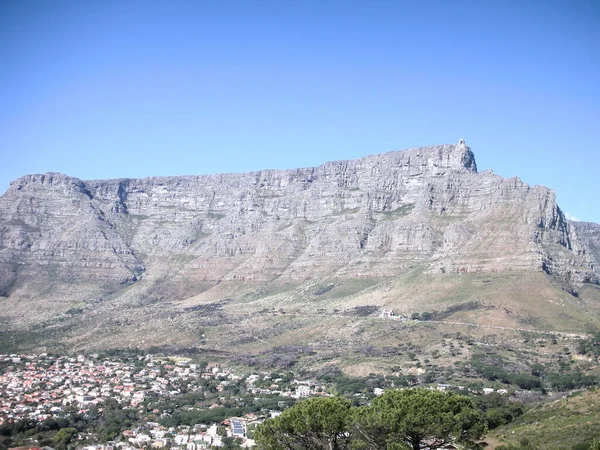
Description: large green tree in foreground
xmin=254 ymin=396 xmax=354 ymax=450
xmin=255 ymin=389 xmax=486 ymax=450
xmin=354 ymin=389 xmax=486 ymax=450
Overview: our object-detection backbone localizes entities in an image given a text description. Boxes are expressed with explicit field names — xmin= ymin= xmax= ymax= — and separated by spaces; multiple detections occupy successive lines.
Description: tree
xmin=53 ymin=427 xmax=78 ymax=450
xmin=354 ymin=388 xmax=486 ymax=450
xmin=222 ymin=436 xmax=243 ymax=449
xmin=255 ymin=397 xmax=354 ymax=450
xmin=577 ymin=332 xmax=600 ymax=357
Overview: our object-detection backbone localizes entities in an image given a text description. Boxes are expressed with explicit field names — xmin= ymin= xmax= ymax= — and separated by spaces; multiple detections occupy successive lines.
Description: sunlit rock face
xmin=572 ymin=221 xmax=600 ymax=276
xmin=0 ymin=142 xmax=597 ymax=339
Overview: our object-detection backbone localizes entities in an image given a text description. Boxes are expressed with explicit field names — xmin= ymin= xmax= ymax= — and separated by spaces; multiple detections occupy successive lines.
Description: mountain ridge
xmin=0 ymin=142 xmax=598 ymax=353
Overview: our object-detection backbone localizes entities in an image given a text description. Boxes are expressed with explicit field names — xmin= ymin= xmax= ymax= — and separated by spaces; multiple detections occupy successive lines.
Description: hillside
xmin=489 ymin=388 xmax=600 ymax=449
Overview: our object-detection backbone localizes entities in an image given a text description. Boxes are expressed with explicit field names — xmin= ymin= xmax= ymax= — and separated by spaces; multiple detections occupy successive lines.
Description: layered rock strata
xmin=0 ymin=142 xmax=597 ymax=302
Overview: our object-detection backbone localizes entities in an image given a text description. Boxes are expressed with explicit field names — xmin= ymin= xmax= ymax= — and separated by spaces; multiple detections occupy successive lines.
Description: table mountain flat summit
xmin=0 ymin=141 xmax=598 ymax=353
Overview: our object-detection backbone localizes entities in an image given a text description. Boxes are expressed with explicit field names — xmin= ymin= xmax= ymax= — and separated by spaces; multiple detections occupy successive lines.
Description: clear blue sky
xmin=1 ymin=0 xmax=598 ymax=222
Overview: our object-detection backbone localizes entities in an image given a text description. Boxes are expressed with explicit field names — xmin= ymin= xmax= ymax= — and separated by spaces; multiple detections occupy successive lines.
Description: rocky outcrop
xmin=0 ymin=173 xmax=144 ymax=296
xmin=0 ymin=142 xmax=597 ymax=306
xmin=572 ymin=221 xmax=600 ymax=275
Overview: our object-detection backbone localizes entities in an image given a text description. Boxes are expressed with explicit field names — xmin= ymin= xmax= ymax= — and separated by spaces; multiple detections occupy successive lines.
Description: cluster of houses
xmin=0 ymin=353 xmax=329 ymax=448
xmin=114 ymin=420 xmax=258 ymax=449
xmin=0 ymin=353 xmax=218 ymax=424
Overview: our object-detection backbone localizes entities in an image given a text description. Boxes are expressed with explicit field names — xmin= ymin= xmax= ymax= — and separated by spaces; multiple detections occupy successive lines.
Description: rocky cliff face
xmin=0 ymin=142 xmax=598 ymax=350
xmin=572 ymin=221 xmax=600 ymax=275
xmin=0 ymin=173 xmax=144 ymax=295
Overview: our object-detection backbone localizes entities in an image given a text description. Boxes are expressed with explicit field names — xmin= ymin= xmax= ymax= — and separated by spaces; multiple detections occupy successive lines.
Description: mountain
xmin=0 ymin=142 xmax=599 ymax=358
